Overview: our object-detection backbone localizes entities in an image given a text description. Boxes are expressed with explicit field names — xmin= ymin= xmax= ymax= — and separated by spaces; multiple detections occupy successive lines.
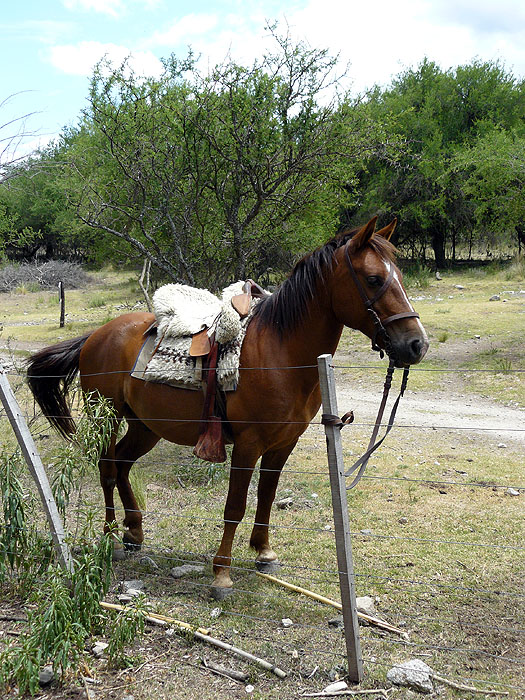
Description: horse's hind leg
xmin=99 ymin=421 xmax=121 ymax=544
xmin=249 ymin=442 xmax=297 ymax=571
xmin=114 ymin=418 xmax=160 ymax=549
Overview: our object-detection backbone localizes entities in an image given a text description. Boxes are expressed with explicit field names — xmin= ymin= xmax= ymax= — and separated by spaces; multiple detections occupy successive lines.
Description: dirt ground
xmin=1 ymin=285 xmax=524 ymax=699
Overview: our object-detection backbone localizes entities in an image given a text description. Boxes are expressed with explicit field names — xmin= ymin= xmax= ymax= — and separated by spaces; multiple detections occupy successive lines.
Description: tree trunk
xmin=431 ymin=228 xmax=446 ymax=269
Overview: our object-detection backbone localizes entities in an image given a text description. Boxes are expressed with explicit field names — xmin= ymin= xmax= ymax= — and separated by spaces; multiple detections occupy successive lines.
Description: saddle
xmin=192 ymin=279 xmax=268 ymax=463
xmin=143 ymin=279 xmax=268 ymax=463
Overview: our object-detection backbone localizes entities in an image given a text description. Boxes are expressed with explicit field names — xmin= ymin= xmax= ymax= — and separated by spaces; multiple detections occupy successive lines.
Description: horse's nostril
xmin=410 ymin=338 xmax=422 ymax=357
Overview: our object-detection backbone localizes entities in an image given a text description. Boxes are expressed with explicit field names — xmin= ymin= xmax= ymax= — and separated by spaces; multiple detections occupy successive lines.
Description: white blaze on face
xmin=383 ymin=260 xmax=427 ymax=338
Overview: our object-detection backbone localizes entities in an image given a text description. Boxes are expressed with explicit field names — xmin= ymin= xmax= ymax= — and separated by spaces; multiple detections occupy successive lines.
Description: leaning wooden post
xmin=0 ymin=365 xmax=74 ymax=574
xmin=317 ymin=354 xmax=363 ymax=683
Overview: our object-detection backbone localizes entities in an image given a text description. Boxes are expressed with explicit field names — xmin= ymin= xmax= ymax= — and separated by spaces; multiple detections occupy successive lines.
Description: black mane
xmin=252 ymin=229 xmax=396 ymax=336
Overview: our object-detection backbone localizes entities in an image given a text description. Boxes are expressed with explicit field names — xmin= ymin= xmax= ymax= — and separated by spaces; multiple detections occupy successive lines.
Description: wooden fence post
xmin=0 ymin=365 xmax=73 ymax=574
xmin=317 ymin=353 xmax=363 ymax=683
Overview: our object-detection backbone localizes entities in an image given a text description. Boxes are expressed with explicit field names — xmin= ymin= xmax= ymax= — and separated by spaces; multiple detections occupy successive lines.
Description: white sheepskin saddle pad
xmin=132 ymin=282 xmax=263 ymax=392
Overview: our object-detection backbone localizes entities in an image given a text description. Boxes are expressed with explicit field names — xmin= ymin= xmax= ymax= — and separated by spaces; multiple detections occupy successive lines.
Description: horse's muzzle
xmin=391 ymin=334 xmax=429 ymax=367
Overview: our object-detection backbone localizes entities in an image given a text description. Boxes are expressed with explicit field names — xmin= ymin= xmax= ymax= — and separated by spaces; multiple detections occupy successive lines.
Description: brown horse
xmin=27 ymin=218 xmax=428 ymax=596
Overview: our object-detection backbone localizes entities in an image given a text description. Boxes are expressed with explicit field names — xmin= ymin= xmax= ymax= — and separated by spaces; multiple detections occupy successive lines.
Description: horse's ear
xmin=353 ymin=216 xmax=377 ymax=250
xmin=375 ymin=218 xmax=397 ymax=241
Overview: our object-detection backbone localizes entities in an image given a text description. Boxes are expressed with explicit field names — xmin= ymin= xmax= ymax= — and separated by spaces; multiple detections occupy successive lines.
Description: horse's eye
xmin=366 ymin=276 xmax=382 ymax=287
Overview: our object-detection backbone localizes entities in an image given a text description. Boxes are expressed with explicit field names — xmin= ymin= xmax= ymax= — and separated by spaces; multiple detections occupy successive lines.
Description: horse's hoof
xmin=255 ymin=558 xmax=281 ymax=574
xmin=112 ymin=546 xmax=126 ymax=561
xmin=122 ymin=534 xmax=142 ymax=551
xmin=210 ymin=585 xmax=234 ymax=601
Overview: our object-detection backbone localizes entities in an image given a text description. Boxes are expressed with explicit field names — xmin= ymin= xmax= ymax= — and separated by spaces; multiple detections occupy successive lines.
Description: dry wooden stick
xmin=256 ymin=572 xmax=407 ymax=638
xmin=432 ymin=673 xmax=509 ymax=696
xmin=100 ymin=601 xmax=210 ymax=635
xmin=193 ymin=629 xmax=287 ymax=678
xmin=300 ymin=688 xmax=391 ymax=698
xmin=202 ymin=658 xmax=248 ymax=683
xmin=100 ymin=601 xmax=286 ymax=679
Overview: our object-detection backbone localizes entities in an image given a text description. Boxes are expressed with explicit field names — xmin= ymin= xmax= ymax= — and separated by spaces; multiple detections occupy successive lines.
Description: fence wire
xmin=0 ymin=360 xmax=523 ymax=696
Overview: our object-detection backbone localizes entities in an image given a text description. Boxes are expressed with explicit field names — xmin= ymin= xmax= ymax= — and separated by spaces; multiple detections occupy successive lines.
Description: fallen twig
xmin=82 ymin=675 xmax=97 ymax=700
xmin=100 ymin=600 xmax=286 ymax=679
xmin=300 ymin=688 xmax=391 ymax=698
xmin=202 ymin=658 xmax=248 ymax=683
xmin=432 ymin=673 xmax=509 ymax=696
xmin=256 ymin=572 xmax=407 ymax=639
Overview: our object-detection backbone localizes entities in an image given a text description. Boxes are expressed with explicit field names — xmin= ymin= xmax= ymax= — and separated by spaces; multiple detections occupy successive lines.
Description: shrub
xmin=0 ymin=261 xmax=89 ymax=293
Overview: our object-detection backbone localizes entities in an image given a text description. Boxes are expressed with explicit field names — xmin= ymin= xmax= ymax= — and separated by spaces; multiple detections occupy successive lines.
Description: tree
xmin=453 ymin=129 xmax=525 ymax=253
xmin=351 ymin=59 xmax=524 ymax=265
xmin=66 ymin=30 xmax=388 ymax=287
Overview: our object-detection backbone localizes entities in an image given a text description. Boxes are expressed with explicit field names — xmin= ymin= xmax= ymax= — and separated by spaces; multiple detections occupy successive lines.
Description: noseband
xmin=326 ymin=243 xmax=422 ymax=489
xmin=344 ymin=243 xmax=420 ymax=358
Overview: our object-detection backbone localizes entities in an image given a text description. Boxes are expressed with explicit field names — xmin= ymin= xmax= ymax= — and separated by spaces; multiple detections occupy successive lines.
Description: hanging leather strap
xmin=344 ymin=360 xmax=409 ymax=489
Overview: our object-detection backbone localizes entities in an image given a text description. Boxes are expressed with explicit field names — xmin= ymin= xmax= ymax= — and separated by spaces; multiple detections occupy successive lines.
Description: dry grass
xmin=1 ymin=263 xmax=524 ymax=699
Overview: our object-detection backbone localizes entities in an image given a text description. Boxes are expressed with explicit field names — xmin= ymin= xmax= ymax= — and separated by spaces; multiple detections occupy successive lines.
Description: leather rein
xmin=322 ymin=242 xmax=420 ymax=490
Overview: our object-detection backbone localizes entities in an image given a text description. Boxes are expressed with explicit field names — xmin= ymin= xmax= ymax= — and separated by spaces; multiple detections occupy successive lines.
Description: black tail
xmin=26 ymin=334 xmax=91 ymax=438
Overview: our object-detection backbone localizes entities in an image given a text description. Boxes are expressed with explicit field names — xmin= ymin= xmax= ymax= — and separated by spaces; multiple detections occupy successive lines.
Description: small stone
xmin=39 ymin=665 xmax=54 ymax=687
xmin=210 ymin=607 xmax=222 ymax=618
xmin=139 ymin=556 xmax=159 ymax=569
xmin=454 ymin=284 xmax=465 ymax=290
xmin=387 ymin=659 xmax=434 ymax=694
xmin=489 ymin=295 xmax=500 ymax=301
xmin=169 ymin=564 xmax=205 ymax=579
xmin=92 ymin=641 xmax=109 ymax=658
xmin=328 ymin=615 xmax=344 ymax=629
xmin=497 ymin=443 xmax=507 ymax=449
xmin=118 ymin=594 xmax=134 ymax=603
xmin=507 ymin=488 xmax=520 ymax=496
xmin=324 ymin=680 xmax=348 ymax=693
xmin=474 ymin=334 xmax=481 ymax=339
xmin=356 ymin=595 xmax=376 ymax=616
xmin=276 ymin=497 xmax=293 ymax=509
xmin=122 ymin=579 xmax=145 ymax=593
xmin=281 ymin=618 xmax=293 ymax=628
xmin=124 ymin=589 xmax=143 ymax=598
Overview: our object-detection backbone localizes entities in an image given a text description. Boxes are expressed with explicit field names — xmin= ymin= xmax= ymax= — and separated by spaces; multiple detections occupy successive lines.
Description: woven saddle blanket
xmin=131 ymin=281 xmax=263 ymax=392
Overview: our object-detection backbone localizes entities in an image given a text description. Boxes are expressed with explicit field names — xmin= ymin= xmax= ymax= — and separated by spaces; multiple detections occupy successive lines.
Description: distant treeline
xmin=1 ymin=29 xmax=523 ymax=286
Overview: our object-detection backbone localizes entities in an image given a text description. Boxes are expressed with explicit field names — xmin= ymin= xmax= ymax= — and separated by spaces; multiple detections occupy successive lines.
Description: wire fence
xmin=0 ymin=360 xmax=523 ymax=695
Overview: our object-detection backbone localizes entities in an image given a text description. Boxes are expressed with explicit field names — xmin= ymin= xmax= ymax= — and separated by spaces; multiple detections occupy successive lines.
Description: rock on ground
xmin=387 ymin=659 xmax=434 ymax=694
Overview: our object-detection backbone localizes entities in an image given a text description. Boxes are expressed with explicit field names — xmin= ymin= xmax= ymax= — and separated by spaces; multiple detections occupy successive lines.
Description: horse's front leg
xmin=212 ymin=442 xmax=260 ymax=598
xmin=250 ymin=442 xmax=298 ymax=571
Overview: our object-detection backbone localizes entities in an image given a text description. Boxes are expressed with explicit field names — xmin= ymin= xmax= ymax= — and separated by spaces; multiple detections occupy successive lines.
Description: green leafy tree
xmin=66 ymin=30 xmax=388 ymax=286
xmin=352 ymin=59 xmax=524 ymax=265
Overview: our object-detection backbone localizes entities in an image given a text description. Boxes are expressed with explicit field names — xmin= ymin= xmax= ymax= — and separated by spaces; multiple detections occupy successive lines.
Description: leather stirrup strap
xmin=344 ymin=361 xmax=410 ymax=489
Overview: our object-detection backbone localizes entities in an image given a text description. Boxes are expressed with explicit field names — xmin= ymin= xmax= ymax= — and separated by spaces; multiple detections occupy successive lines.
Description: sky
xmin=1 ymin=0 xmax=524 ymax=160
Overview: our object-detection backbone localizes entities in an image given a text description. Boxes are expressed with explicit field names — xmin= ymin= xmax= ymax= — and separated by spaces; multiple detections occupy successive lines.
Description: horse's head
xmin=332 ymin=217 xmax=429 ymax=366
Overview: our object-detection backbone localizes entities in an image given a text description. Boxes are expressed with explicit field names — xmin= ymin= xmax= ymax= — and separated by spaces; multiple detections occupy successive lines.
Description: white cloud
xmin=46 ymin=41 xmax=164 ymax=78
xmin=0 ymin=20 xmax=76 ymax=45
xmin=62 ymin=0 xmax=160 ymax=18
xmin=144 ymin=13 xmax=219 ymax=48
xmin=62 ymin=0 xmax=124 ymax=17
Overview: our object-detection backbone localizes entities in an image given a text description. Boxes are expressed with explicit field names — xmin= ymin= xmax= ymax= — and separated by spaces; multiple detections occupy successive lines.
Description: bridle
xmin=344 ymin=243 xmax=420 ymax=358
xmin=322 ymin=241 xmax=421 ymax=489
